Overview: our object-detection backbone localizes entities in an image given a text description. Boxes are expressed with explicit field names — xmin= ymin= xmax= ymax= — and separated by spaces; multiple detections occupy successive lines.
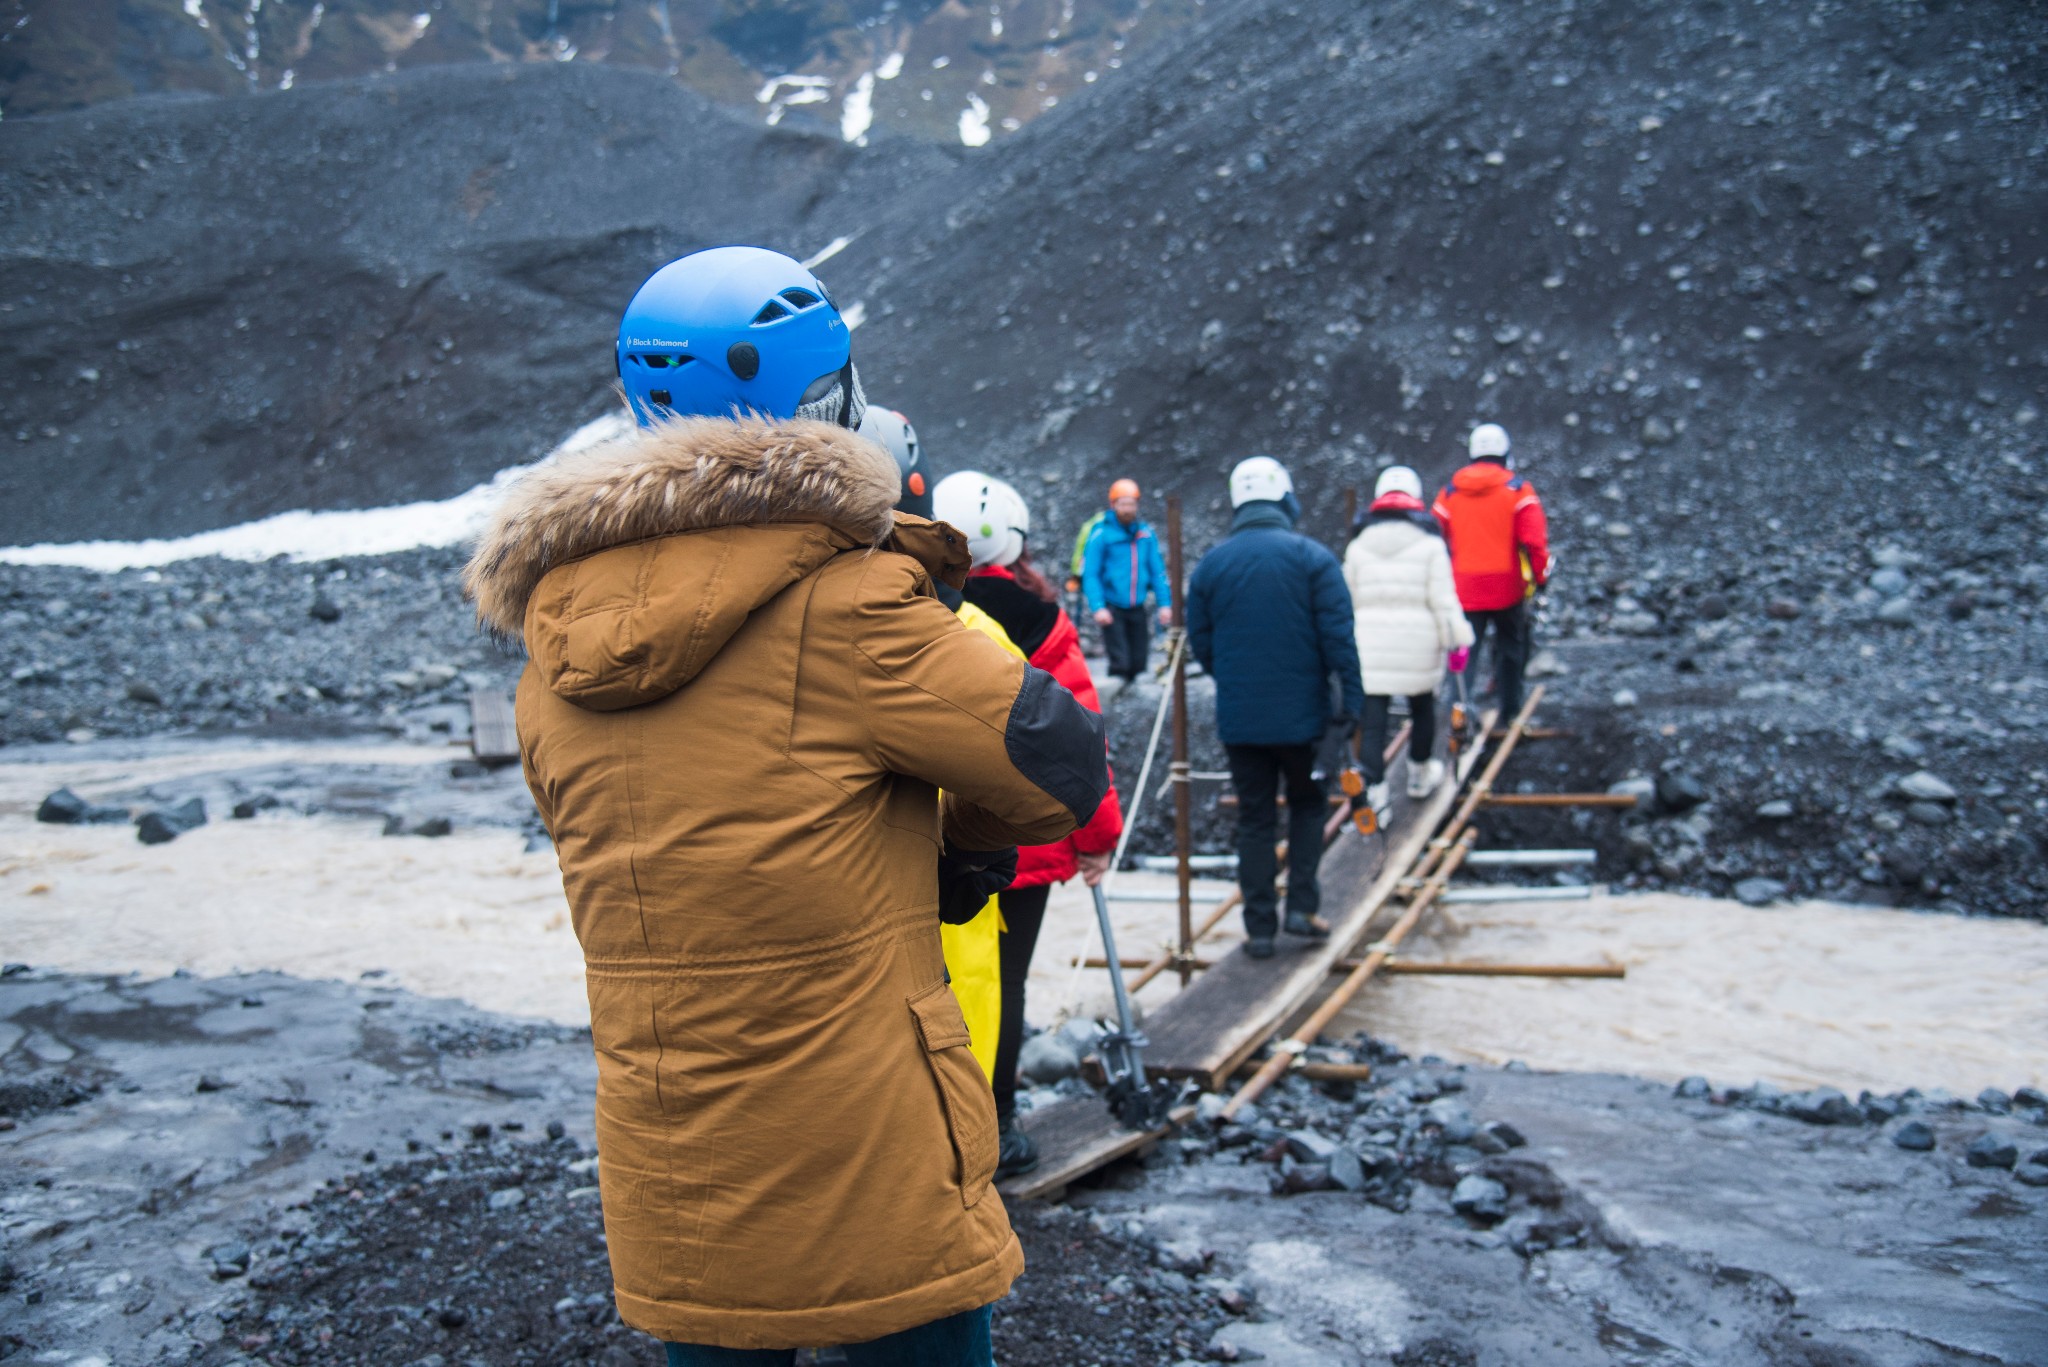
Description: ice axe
xmin=1088 ymin=881 xmax=1178 ymax=1131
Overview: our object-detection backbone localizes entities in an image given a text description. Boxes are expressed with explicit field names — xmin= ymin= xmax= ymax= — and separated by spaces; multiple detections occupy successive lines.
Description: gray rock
xmin=1607 ymin=776 xmax=1656 ymax=807
xmin=1273 ymin=1157 xmax=1335 ymax=1194
xmin=1895 ymin=771 xmax=1958 ymax=803
xmin=309 ymin=593 xmax=343 ymax=623
xmin=36 ymin=787 xmax=128 ymax=825
xmin=1869 ymin=567 xmax=1910 ymax=597
xmin=137 ymin=796 xmax=207 ymax=845
xmin=1977 ymin=1088 xmax=2012 ymax=1115
xmin=1880 ymin=733 xmax=1926 ymax=760
xmin=1656 ymin=773 xmax=1708 ymax=813
xmin=1481 ymin=1120 xmax=1527 ymax=1150
xmin=487 ymin=1185 xmax=528 ymax=1210
xmin=1018 ymin=1033 xmax=1081 ymax=1084
xmin=1766 ymin=597 xmax=1802 ymax=620
xmin=1892 ymin=1120 xmax=1936 ymax=1151
xmin=1733 ymin=877 xmax=1787 ymax=907
xmin=2013 ymin=1087 xmax=2048 ymax=1112
xmin=1640 ymin=416 xmax=1675 ymax=445
xmin=1785 ymin=1087 xmax=1860 ymax=1126
xmin=1450 ymin=1174 xmax=1510 ymax=1223
xmin=1698 ymin=593 xmax=1730 ymax=621
xmin=1755 ymin=799 xmax=1795 ymax=820
xmin=207 ymin=1242 xmax=251 ymax=1278
xmin=1876 ymin=596 xmax=1916 ymax=626
xmin=1964 ymin=1133 xmax=2017 ymax=1170
xmin=125 ymin=679 xmax=165 ymax=705
xmin=2015 ymin=1152 xmax=2048 ymax=1187
xmin=1285 ymin=1130 xmax=1340 ymax=1162
xmin=1326 ymin=1146 xmax=1367 ymax=1193
xmin=1904 ymin=801 xmax=1952 ymax=827
xmin=1673 ymin=1076 xmax=1711 ymax=1099
xmin=1423 ymin=1100 xmax=1478 ymax=1143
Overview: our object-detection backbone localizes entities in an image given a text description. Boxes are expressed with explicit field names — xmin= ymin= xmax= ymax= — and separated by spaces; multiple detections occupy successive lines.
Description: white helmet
xmin=1228 ymin=456 xmax=1294 ymax=508
xmin=932 ymin=471 xmax=1027 ymax=568
xmin=1468 ymin=423 xmax=1511 ymax=460
xmin=1374 ymin=465 xmax=1423 ymax=501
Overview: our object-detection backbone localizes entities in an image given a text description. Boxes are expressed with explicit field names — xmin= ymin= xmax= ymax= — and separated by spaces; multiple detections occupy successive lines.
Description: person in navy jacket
xmin=1187 ymin=457 xmax=1365 ymax=958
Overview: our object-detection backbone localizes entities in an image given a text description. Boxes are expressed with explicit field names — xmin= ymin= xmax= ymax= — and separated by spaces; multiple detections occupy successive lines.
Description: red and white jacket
xmin=1431 ymin=461 xmax=1551 ymax=612
xmin=964 ymin=565 xmax=1124 ymax=888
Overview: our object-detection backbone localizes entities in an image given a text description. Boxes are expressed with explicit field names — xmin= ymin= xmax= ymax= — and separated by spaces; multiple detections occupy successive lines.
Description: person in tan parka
xmin=465 ymin=249 xmax=1109 ymax=1363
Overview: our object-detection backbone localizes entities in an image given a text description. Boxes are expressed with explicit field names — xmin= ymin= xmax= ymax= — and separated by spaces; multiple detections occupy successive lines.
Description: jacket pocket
xmin=907 ymin=980 xmax=998 ymax=1208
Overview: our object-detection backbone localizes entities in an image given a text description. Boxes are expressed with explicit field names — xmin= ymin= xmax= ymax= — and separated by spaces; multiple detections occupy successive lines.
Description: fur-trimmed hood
xmin=464 ymin=416 xmax=902 ymax=638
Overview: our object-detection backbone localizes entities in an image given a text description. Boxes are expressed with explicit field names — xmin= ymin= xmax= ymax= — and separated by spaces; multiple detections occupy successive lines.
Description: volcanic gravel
xmin=184 ymin=1135 xmax=1235 ymax=1367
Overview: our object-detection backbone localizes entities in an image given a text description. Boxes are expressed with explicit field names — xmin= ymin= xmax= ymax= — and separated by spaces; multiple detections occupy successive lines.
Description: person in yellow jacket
xmin=943 ymin=600 xmax=1028 ymax=1080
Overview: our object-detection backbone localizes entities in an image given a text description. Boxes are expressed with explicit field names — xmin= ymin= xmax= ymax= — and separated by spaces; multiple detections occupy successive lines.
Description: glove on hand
xmin=1447 ymin=647 xmax=1470 ymax=674
xmin=936 ymin=845 xmax=1019 ymax=925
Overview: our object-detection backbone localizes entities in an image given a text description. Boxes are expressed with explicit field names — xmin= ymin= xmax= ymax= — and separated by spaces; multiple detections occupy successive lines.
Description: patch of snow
xmin=842 ymin=71 xmax=875 ymax=144
xmin=280 ymin=68 xmax=295 ymax=89
xmin=184 ymin=0 xmax=208 ymax=27
xmin=801 ymin=236 xmax=856 ymax=270
xmin=877 ymin=51 xmax=905 ymax=80
xmin=960 ymin=94 xmax=992 ymax=148
xmin=0 ymin=412 xmax=630 ymax=571
xmin=931 ymin=54 xmax=951 ymax=70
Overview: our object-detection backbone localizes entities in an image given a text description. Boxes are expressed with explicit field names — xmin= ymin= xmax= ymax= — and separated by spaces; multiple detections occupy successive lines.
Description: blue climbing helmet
xmin=616 ymin=246 xmax=863 ymax=428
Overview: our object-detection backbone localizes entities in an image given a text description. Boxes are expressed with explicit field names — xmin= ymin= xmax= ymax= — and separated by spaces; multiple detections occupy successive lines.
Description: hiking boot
xmin=996 ymin=1115 xmax=1039 ymax=1179
xmin=1245 ymin=935 xmax=1276 ymax=959
xmin=1407 ymin=758 xmax=1446 ymax=800
xmin=1283 ymin=911 xmax=1330 ymax=940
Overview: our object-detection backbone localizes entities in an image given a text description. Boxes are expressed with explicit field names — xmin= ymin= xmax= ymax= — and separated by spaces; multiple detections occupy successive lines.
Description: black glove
xmin=936 ymin=845 xmax=1018 ymax=925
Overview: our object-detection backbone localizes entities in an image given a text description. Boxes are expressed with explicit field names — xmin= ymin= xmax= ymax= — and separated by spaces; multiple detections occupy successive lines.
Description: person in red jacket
xmin=1431 ymin=423 xmax=1551 ymax=720
xmin=934 ymin=471 xmax=1124 ymax=1179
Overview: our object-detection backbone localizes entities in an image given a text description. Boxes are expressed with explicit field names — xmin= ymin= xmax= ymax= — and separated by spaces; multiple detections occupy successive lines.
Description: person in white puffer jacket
xmin=1343 ymin=465 xmax=1475 ymax=812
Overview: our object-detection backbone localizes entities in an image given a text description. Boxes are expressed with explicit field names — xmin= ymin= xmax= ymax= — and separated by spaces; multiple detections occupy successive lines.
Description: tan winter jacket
xmin=1342 ymin=516 xmax=1474 ymax=697
xmin=464 ymin=416 xmax=1107 ymax=1349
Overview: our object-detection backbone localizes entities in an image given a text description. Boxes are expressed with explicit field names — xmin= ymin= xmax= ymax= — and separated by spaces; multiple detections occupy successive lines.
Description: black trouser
xmin=1224 ymin=742 xmax=1325 ymax=939
xmin=1358 ymin=692 xmax=1436 ymax=786
xmin=1466 ymin=602 xmax=1530 ymax=720
xmin=1103 ymin=605 xmax=1152 ymax=680
xmin=992 ymin=883 xmax=1052 ymax=1122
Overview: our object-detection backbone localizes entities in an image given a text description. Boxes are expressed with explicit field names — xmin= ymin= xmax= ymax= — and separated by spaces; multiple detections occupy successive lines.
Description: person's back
xmin=1192 ymin=517 xmax=1350 ymax=745
xmin=1431 ymin=424 xmax=1549 ymax=720
xmin=1187 ymin=457 xmax=1363 ymax=956
xmin=469 ymin=249 xmax=1109 ymax=1363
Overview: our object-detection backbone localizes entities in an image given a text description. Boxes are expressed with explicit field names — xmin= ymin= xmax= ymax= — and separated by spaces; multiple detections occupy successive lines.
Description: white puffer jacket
xmin=1343 ymin=515 xmax=1475 ymax=697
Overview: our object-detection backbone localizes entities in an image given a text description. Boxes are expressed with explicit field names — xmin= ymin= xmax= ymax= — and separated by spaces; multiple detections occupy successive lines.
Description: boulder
xmin=1655 ymin=773 xmax=1708 ymax=813
xmin=1785 ymin=1087 xmax=1860 ymax=1126
xmin=1891 ymin=1120 xmax=1936 ymax=1151
xmin=1673 ymin=1076 xmax=1711 ymax=1099
xmin=36 ymin=787 xmax=128 ymax=825
xmin=1733 ymin=877 xmax=1787 ymax=907
xmin=1018 ymin=1032 xmax=1081 ymax=1084
xmin=1964 ymin=1133 xmax=2018 ymax=1170
xmin=137 ymin=797 xmax=207 ymax=845
xmin=2015 ymin=1152 xmax=2048 ymax=1187
xmin=1450 ymin=1174 xmax=1510 ymax=1224
xmin=1895 ymin=771 xmax=1958 ymax=803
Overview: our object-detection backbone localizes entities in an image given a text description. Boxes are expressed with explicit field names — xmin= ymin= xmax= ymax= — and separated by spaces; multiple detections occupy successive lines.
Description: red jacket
xmin=1431 ymin=461 xmax=1550 ymax=612
xmin=964 ymin=566 xmax=1124 ymax=888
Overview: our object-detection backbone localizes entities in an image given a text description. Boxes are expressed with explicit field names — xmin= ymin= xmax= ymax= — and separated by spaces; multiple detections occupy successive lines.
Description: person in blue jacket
xmin=1187 ymin=456 xmax=1365 ymax=959
xmin=1080 ymin=478 xmax=1173 ymax=682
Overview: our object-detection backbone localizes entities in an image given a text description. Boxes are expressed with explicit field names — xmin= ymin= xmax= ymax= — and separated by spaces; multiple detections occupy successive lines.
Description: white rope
xmin=1054 ymin=631 xmax=1185 ymax=1022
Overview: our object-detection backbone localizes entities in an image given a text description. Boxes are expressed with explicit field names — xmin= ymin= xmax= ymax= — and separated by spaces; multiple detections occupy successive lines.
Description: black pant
xmin=1224 ymin=742 xmax=1325 ymax=939
xmin=1358 ymin=692 xmax=1436 ymax=786
xmin=992 ymin=883 xmax=1052 ymax=1122
xmin=1466 ymin=602 xmax=1529 ymax=720
xmin=1103 ymin=605 xmax=1152 ymax=680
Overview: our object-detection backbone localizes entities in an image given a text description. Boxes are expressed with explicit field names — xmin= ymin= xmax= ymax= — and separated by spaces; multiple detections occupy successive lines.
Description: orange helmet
xmin=1108 ymin=478 xmax=1140 ymax=502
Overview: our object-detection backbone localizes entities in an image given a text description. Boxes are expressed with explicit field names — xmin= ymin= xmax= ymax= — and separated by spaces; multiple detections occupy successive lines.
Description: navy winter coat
xmin=1187 ymin=503 xmax=1366 ymax=747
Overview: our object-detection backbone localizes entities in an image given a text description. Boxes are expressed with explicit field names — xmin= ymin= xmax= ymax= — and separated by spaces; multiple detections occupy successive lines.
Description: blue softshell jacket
xmin=1082 ymin=515 xmax=1173 ymax=613
xmin=1186 ymin=502 xmax=1366 ymax=747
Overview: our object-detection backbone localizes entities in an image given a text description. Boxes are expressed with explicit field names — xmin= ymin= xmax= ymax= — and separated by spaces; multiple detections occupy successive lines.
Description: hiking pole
xmin=1089 ymin=880 xmax=1176 ymax=1131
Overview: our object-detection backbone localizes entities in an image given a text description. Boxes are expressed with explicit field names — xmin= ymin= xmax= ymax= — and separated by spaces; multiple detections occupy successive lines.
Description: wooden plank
xmin=470 ymin=687 xmax=520 ymax=764
xmin=997 ymin=1095 xmax=1189 ymax=1201
xmin=1136 ymin=713 xmax=1496 ymax=1089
